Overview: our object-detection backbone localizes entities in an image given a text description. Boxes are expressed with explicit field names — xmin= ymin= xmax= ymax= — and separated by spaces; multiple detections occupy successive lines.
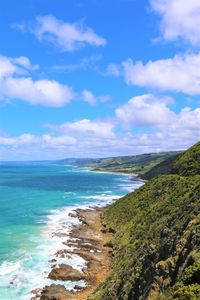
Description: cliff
xmin=89 ymin=142 xmax=200 ymax=300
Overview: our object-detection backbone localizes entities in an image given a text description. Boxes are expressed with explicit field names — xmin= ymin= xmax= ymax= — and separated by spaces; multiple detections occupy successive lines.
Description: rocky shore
xmin=31 ymin=207 xmax=113 ymax=300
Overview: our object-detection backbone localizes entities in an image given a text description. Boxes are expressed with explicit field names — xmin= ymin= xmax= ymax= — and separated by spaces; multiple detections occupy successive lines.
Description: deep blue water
xmin=0 ymin=163 xmax=141 ymax=299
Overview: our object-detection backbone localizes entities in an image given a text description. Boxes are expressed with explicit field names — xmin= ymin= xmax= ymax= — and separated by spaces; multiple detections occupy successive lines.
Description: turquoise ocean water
xmin=0 ymin=163 xmax=142 ymax=299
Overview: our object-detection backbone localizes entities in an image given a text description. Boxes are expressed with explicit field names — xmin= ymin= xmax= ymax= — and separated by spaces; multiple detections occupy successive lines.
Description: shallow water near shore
xmin=0 ymin=163 xmax=142 ymax=299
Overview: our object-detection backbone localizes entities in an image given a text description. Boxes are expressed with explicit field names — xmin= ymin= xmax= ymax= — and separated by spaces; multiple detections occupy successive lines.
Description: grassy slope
xmin=141 ymin=154 xmax=180 ymax=180
xmin=81 ymin=152 xmax=179 ymax=175
xmin=172 ymin=142 xmax=200 ymax=176
xmin=90 ymin=142 xmax=200 ymax=300
xmin=141 ymin=142 xmax=200 ymax=180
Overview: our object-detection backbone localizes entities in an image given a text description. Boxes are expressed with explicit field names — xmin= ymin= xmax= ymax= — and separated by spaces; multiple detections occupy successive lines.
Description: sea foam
xmin=0 ymin=165 xmax=142 ymax=299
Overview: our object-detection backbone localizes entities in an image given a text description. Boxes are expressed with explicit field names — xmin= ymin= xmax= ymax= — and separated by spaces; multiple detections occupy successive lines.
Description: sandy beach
xmin=34 ymin=207 xmax=112 ymax=300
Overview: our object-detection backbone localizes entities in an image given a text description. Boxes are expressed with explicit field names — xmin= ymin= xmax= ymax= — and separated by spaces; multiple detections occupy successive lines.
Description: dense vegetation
xmin=172 ymin=142 xmax=200 ymax=176
xmin=90 ymin=142 xmax=200 ymax=300
xmin=141 ymin=142 xmax=200 ymax=180
xmin=141 ymin=154 xmax=180 ymax=180
xmin=79 ymin=152 xmax=179 ymax=174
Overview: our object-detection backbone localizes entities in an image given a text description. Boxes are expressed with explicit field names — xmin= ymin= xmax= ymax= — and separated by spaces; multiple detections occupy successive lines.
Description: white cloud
xmin=81 ymin=90 xmax=110 ymax=106
xmin=0 ymin=54 xmax=109 ymax=107
xmin=0 ymin=119 xmax=116 ymax=160
xmin=151 ymin=0 xmax=200 ymax=46
xmin=116 ymin=94 xmax=174 ymax=127
xmin=58 ymin=119 xmax=115 ymax=139
xmin=0 ymin=54 xmax=75 ymax=107
xmin=42 ymin=134 xmax=77 ymax=146
xmin=1 ymin=77 xmax=75 ymax=107
xmin=1 ymin=106 xmax=200 ymax=160
xmin=0 ymin=133 xmax=76 ymax=148
xmin=123 ymin=53 xmax=200 ymax=95
xmin=12 ymin=56 xmax=39 ymax=71
xmin=81 ymin=90 xmax=97 ymax=106
xmin=0 ymin=55 xmax=38 ymax=78
xmin=170 ymin=107 xmax=200 ymax=132
xmin=32 ymin=15 xmax=106 ymax=51
xmin=116 ymin=95 xmax=200 ymax=141
xmin=0 ymin=134 xmax=39 ymax=146
xmin=0 ymin=55 xmax=22 ymax=78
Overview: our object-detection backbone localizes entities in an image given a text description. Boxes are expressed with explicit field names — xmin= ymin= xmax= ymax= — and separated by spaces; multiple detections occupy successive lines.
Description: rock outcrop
xmin=48 ymin=264 xmax=85 ymax=281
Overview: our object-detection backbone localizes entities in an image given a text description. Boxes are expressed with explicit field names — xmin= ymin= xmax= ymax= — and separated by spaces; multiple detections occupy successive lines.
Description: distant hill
xmin=141 ymin=142 xmax=200 ymax=180
xmin=78 ymin=152 xmax=180 ymax=175
xmin=55 ymin=157 xmax=97 ymax=166
xmin=90 ymin=141 xmax=200 ymax=300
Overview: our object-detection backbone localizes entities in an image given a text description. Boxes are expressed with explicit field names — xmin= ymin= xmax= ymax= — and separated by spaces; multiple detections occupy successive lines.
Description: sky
xmin=0 ymin=0 xmax=200 ymax=160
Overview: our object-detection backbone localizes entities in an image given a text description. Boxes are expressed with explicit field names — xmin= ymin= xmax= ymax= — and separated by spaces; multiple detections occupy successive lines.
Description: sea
xmin=0 ymin=162 xmax=142 ymax=299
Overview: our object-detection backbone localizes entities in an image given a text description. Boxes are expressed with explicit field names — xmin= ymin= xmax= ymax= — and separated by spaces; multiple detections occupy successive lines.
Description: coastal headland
xmin=33 ymin=141 xmax=200 ymax=300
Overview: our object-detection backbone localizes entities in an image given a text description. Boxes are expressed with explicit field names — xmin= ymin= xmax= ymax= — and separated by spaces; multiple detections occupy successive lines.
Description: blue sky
xmin=0 ymin=0 xmax=200 ymax=160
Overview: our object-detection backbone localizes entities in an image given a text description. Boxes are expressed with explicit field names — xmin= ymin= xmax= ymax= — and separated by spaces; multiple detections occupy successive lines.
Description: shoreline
xmin=89 ymin=168 xmax=147 ymax=183
xmin=34 ymin=206 xmax=112 ymax=300
xmin=31 ymin=173 xmax=144 ymax=300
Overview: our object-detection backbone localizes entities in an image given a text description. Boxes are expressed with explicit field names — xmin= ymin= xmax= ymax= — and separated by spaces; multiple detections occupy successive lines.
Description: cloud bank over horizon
xmin=1 ymin=95 xmax=200 ymax=160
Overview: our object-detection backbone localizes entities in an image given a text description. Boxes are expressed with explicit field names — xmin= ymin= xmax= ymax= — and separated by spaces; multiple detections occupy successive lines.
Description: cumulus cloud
xmin=1 ymin=77 xmax=75 ymax=107
xmin=0 ymin=54 xmax=75 ymax=107
xmin=0 ymin=119 xmax=116 ymax=160
xmin=56 ymin=119 xmax=115 ymax=139
xmin=151 ymin=0 xmax=200 ymax=46
xmin=0 ymin=133 xmax=76 ymax=147
xmin=116 ymin=97 xmax=200 ymax=154
xmin=0 ymin=54 xmax=111 ymax=107
xmin=0 ymin=103 xmax=200 ymax=159
xmin=0 ymin=55 xmax=37 ymax=78
xmin=0 ymin=134 xmax=39 ymax=146
xmin=116 ymin=94 xmax=174 ymax=127
xmin=122 ymin=53 xmax=200 ymax=95
xmin=18 ymin=15 xmax=106 ymax=51
xmin=1 ymin=97 xmax=200 ymax=161
xmin=116 ymin=94 xmax=200 ymax=140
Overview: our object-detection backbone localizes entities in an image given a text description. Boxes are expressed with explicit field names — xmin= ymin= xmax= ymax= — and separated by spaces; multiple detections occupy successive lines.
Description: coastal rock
xmin=40 ymin=284 xmax=75 ymax=300
xmin=39 ymin=208 xmax=112 ymax=300
xmin=74 ymin=284 xmax=84 ymax=291
xmin=31 ymin=287 xmax=42 ymax=299
xmin=49 ymin=259 xmax=57 ymax=263
xmin=48 ymin=264 xmax=85 ymax=281
xmin=68 ymin=211 xmax=77 ymax=218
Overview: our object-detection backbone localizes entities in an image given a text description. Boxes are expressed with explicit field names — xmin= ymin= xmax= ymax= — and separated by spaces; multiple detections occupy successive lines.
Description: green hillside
xmin=141 ymin=154 xmax=180 ymax=180
xmin=141 ymin=142 xmax=200 ymax=180
xmin=81 ymin=152 xmax=179 ymax=174
xmin=172 ymin=142 xmax=200 ymax=176
xmin=89 ymin=142 xmax=200 ymax=300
